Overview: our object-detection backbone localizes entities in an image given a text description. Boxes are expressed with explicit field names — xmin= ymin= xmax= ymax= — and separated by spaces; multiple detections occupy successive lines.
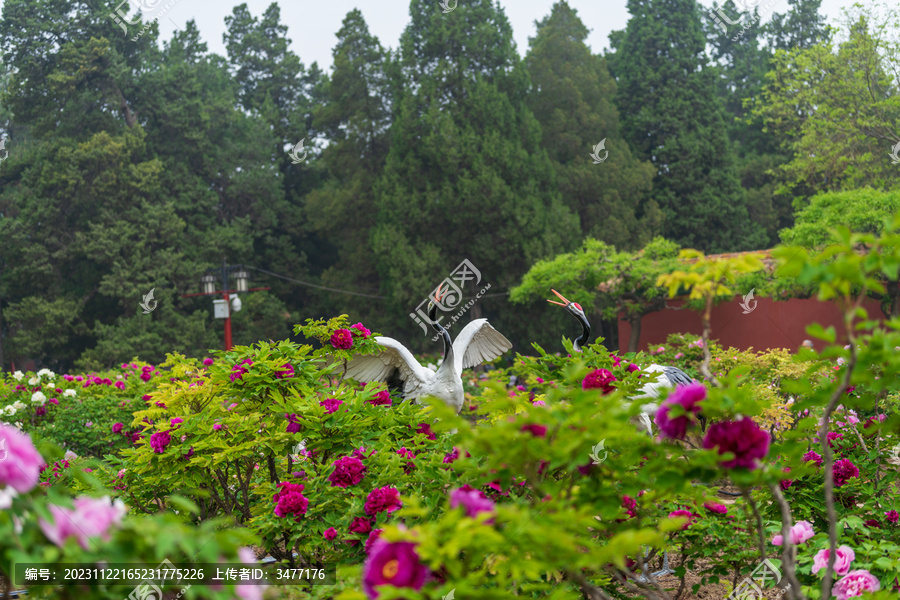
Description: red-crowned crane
xmin=344 ymin=286 xmax=512 ymax=414
xmin=549 ymin=288 xmax=685 ymax=580
xmin=547 ymin=288 xmax=694 ymax=432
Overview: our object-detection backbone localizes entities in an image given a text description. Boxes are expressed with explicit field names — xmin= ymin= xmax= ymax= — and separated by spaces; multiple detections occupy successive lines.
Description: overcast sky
xmin=1 ymin=0 xmax=860 ymax=71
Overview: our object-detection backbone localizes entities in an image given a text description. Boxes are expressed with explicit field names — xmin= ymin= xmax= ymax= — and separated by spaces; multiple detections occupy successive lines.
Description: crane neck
xmin=428 ymin=303 xmax=454 ymax=367
xmin=574 ymin=314 xmax=591 ymax=353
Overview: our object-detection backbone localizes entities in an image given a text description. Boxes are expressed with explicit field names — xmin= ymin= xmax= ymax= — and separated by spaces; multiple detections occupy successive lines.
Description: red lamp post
xmin=181 ymin=261 xmax=270 ymax=351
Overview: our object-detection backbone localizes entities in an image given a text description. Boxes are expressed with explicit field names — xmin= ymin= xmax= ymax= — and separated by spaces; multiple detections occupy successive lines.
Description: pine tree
xmin=372 ymin=0 xmax=579 ymax=348
xmin=524 ymin=1 xmax=656 ymax=250
xmin=610 ymin=0 xmax=766 ymax=253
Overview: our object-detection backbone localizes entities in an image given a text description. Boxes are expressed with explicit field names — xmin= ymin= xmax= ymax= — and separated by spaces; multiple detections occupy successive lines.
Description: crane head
xmin=547 ymin=289 xmax=586 ymax=320
xmin=427 ymin=284 xmax=449 ymax=323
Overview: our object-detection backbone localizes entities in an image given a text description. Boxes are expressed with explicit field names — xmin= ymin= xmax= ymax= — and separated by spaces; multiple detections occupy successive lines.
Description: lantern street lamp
xmin=180 ymin=260 xmax=270 ymax=351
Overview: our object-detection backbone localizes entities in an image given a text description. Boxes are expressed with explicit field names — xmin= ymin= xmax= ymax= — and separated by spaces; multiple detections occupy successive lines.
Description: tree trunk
xmin=627 ymin=315 xmax=642 ymax=353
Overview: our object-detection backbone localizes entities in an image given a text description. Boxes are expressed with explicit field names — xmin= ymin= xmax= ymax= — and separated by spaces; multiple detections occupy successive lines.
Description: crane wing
xmin=451 ymin=319 xmax=512 ymax=373
xmin=343 ymin=337 xmax=431 ymax=399
xmin=661 ymin=366 xmax=694 ymax=387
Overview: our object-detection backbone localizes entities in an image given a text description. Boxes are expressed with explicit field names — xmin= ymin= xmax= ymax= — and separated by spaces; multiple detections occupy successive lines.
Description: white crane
xmin=343 ymin=286 xmax=512 ymax=414
xmin=547 ymin=288 xmax=694 ymax=432
xmin=548 ymin=288 xmax=690 ymax=580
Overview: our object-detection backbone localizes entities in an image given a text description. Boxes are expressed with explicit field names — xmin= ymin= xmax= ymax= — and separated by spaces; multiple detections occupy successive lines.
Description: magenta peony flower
xmin=0 ymin=425 xmax=44 ymax=493
xmin=275 ymin=363 xmax=294 ymax=379
xmin=832 ymin=570 xmax=880 ymax=599
xmin=780 ymin=467 xmax=794 ymax=491
xmin=368 ymin=390 xmax=391 ymax=406
xmin=396 ymin=447 xmax=416 ymax=474
xmin=49 ymin=398 xmax=58 ymax=405
xmin=330 ymin=329 xmax=354 ymax=349
xmin=521 ymin=424 xmax=547 ymax=437
xmin=622 ymin=495 xmax=638 ymax=519
xmin=352 ymin=447 xmax=377 ymax=461
xmin=582 ymin=369 xmax=617 ymax=394
xmin=833 ymin=458 xmax=860 ymax=487
xmin=609 ymin=353 xmax=621 ymax=367
xmin=668 ymin=509 xmax=694 ymax=530
xmin=112 ymin=423 xmax=123 ymax=433
xmin=285 ymin=413 xmax=302 ymax=434
xmin=828 ymin=431 xmax=845 ymax=448
xmin=532 ymin=400 xmax=546 ymax=406
xmin=655 ymin=382 xmax=705 ymax=440
xmin=704 ymin=502 xmax=728 ymax=514
xmin=350 ymin=517 xmax=373 ymax=534
xmin=39 ymin=496 xmax=126 ymax=549
xmin=364 ymin=487 xmax=402 ymax=516
xmin=772 ymin=520 xmax=814 ymax=546
xmin=803 ymin=450 xmax=824 ymax=466
xmin=351 ymin=323 xmax=371 ymax=338
xmin=864 ymin=518 xmax=880 ymax=529
xmin=323 ymin=527 xmax=337 ymax=541
xmin=320 ymin=398 xmax=344 ymax=414
xmin=886 ymin=510 xmax=899 ymax=524
xmin=272 ymin=482 xmax=309 ymax=520
xmin=328 ymin=456 xmax=367 ymax=488
xmin=443 ymin=447 xmax=460 ymax=464
xmin=702 ymin=418 xmax=770 ymax=469
xmin=812 ymin=545 xmax=855 ymax=576
xmin=450 ymin=487 xmax=496 ymax=522
xmin=213 ymin=424 xmax=222 ymax=431
xmin=415 ymin=423 xmax=436 ymax=440
xmin=627 ymin=363 xmax=640 ymax=373
xmin=170 ymin=417 xmax=183 ymax=427
xmin=114 ymin=381 xmax=125 ymax=390
xmin=182 ymin=447 xmax=194 ymax=460
xmin=203 ymin=358 xmax=214 ymax=366
xmin=365 ymin=529 xmax=383 ymax=554
xmin=150 ymin=430 xmax=171 ymax=454
xmin=362 ymin=540 xmax=429 ymax=599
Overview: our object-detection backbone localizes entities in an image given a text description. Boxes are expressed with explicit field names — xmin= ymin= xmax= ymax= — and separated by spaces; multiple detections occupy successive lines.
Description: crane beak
xmin=434 ymin=284 xmax=447 ymax=303
xmin=547 ymin=288 xmax=570 ymax=307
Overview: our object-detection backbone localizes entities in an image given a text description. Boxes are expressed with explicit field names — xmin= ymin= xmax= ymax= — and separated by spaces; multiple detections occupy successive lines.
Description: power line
xmin=241 ymin=265 xmax=509 ymax=301
xmin=242 ymin=265 xmax=387 ymax=299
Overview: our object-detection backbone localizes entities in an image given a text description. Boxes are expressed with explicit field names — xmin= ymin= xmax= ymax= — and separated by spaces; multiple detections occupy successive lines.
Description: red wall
xmin=619 ymin=296 xmax=886 ymax=352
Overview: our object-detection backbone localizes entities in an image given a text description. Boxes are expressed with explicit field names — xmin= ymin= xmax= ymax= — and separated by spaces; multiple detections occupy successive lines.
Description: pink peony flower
xmin=365 ymin=529 xmax=383 ymax=554
xmin=702 ymin=418 xmax=770 ymax=469
xmin=364 ymin=487 xmax=402 ymax=516
xmin=772 ymin=520 xmax=814 ymax=546
xmin=323 ymin=527 xmax=337 ymax=541
xmin=520 ymin=423 xmax=547 ymax=437
xmin=655 ymin=382 xmax=705 ymax=440
xmin=0 ymin=425 xmax=44 ymax=493
xmin=213 ymin=423 xmax=222 ymax=431
xmin=582 ymin=369 xmax=617 ymax=394
xmin=450 ymin=487 xmax=496 ymax=522
xmin=112 ymin=423 xmax=123 ymax=433
xmin=350 ymin=517 xmax=373 ymax=534
xmin=362 ymin=540 xmax=429 ymax=599
xmin=368 ymin=390 xmax=391 ymax=406
xmin=328 ymin=456 xmax=367 ymax=488
xmin=812 ymin=545 xmax=855 ymax=576
xmin=320 ymin=398 xmax=344 ymax=414
xmin=532 ymin=400 xmax=546 ymax=406
xmin=832 ymin=570 xmax=880 ymax=599
xmin=833 ymin=458 xmax=860 ymax=487
xmin=886 ymin=510 xmax=899 ymax=524
xmin=38 ymin=496 xmax=126 ymax=549
xmin=275 ymin=363 xmax=294 ymax=379
xmin=150 ymin=430 xmax=171 ymax=454
xmin=803 ymin=450 xmax=823 ymax=466
xmin=114 ymin=381 xmax=125 ymax=390
xmin=49 ymin=397 xmax=58 ymax=405
xmin=351 ymin=323 xmax=371 ymax=338
xmin=330 ymin=329 xmax=354 ymax=349
xmin=674 ymin=352 xmax=684 ymax=359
